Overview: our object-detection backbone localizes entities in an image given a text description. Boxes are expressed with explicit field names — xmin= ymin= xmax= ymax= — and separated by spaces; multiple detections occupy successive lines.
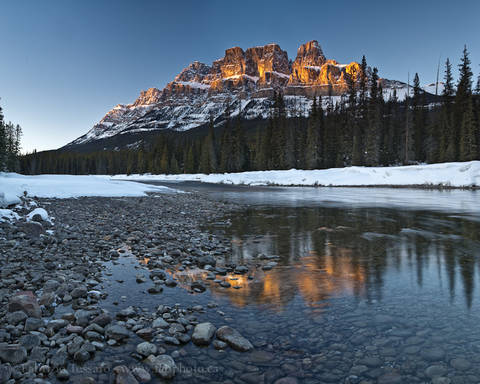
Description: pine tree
xmin=456 ymin=45 xmax=475 ymax=161
xmin=0 ymin=105 xmax=6 ymax=171
xmin=412 ymin=73 xmax=426 ymax=162
xmin=459 ymin=96 xmax=477 ymax=161
xmin=443 ymin=58 xmax=454 ymax=98
xmin=306 ymin=96 xmax=320 ymax=169
xmin=365 ymin=67 xmax=381 ymax=166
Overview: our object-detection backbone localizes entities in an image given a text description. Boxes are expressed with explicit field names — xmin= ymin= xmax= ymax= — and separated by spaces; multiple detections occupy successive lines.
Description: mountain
xmin=65 ymin=40 xmax=437 ymax=150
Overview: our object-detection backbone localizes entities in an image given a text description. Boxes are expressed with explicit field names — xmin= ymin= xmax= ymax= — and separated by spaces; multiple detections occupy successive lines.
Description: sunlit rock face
xmin=133 ymin=87 xmax=162 ymax=106
xmin=289 ymin=40 xmax=327 ymax=84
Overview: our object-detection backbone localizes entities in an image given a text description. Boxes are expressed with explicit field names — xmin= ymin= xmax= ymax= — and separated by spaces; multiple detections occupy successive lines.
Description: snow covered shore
xmin=114 ymin=161 xmax=480 ymax=188
xmin=0 ymin=173 xmax=174 ymax=209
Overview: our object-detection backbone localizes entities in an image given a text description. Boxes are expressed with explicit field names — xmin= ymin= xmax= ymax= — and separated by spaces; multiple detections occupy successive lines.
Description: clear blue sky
xmin=1 ymin=0 xmax=479 ymax=152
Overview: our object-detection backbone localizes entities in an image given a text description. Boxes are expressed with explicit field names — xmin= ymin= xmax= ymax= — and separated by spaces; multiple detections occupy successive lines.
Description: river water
xmin=83 ymin=183 xmax=480 ymax=383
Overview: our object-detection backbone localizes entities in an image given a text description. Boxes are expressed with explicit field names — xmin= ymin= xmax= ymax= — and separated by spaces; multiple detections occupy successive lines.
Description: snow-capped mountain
xmin=66 ymin=40 xmax=438 ymax=149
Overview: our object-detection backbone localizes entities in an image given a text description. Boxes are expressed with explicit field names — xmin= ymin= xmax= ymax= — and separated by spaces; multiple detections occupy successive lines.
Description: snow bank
xmin=0 ymin=208 xmax=19 ymax=222
xmin=114 ymin=161 xmax=480 ymax=188
xmin=0 ymin=173 xmax=175 ymax=205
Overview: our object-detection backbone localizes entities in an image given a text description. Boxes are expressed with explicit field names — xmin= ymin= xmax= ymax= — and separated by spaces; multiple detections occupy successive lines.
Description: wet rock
xmin=136 ymin=327 xmax=153 ymax=340
xmin=136 ymin=342 xmax=157 ymax=357
xmin=213 ymin=340 xmax=227 ymax=350
xmin=425 ymin=365 xmax=448 ymax=378
xmin=152 ymin=318 xmax=169 ymax=329
xmin=450 ymin=357 xmax=471 ymax=371
xmin=8 ymin=291 xmax=41 ymax=318
xmin=150 ymin=269 xmax=166 ymax=280
xmin=56 ymin=368 xmax=70 ymax=381
xmin=117 ymin=306 xmax=137 ymax=319
xmin=147 ymin=286 xmax=163 ymax=294
xmin=144 ymin=354 xmax=177 ymax=379
xmin=421 ymin=347 xmax=445 ymax=361
xmin=113 ymin=365 xmax=139 ymax=384
xmin=248 ymin=350 xmax=274 ymax=363
xmin=132 ymin=367 xmax=151 ymax=383
xmin=66 ymin=325 xmax=84 ymax=334
xmin=92 ymin=313 xmax=112 ymax=327
xmin=191 ymin=281 xmax=206 ymax=292
xmin=71 ymin=286 xmax=88 ymax=299
xmin=198 ymin=255 xmax=216 ymax=268
xmin=192 ymin=322 xmax=216 ymax=345
xmin=274 ymin=378 xmax=298 ymax=384
xmin=378 ymin=372 xmax=402 ymax=384
xmin=432 ymin=377 xmax=451 ymax=384
xmin=216 ymin=326 xmax=253 ymax=352
xmin=106 ymin=324 xmax=129 ymax=341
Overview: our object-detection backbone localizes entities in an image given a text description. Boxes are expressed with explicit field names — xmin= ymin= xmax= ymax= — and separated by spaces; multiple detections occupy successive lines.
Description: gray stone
xmin=106 ymin=325 xmax=129 ymax=341
xmin=113 ymin=365 xmax=139 ymax=384
xmin=450 ymin=358 xmax=471 ymax=371
xmin=216 ymin=326 xmax=253 ymax=352
xmin=425 ymin=365 xmax=448 ymax=378
xmin=132 ymin=367 xmax=151 ymax=383
xmin=24 ymin=317 xmax=43 ymax=331
xmin=19 ymin=334 xmax=40 ymax=351
xmin=0 ymin=364 xmax=12 ymax=383
xmin=378 ymin=372 xmax=402 ymax=384
xmin=56 ymin=368 xmax=70 ymax=381
xmin=51 ymin=350 xmax=68 ymax=369
xmin=136 ymin=342 xmax=157 ymax=357
xmin=0 ymin=343 xmax=27 ymax=364
xmin=8 ymin=292 xmax=41 ymax=318
xmin=144 ymin=354 xmax=177 ymax=379
xmin=6 ymin=311 xmax=27 ymax=325
xmin=71 ymin=286 xmax=88 ymax=299
xmin=192 ymin=322 xmax=216 ymax=345
xmin=152 ymin=318 xmax=169 ymax=329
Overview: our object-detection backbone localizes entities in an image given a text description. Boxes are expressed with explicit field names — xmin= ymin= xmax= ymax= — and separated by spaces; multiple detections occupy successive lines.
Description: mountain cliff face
xmin=67 ymin=40 xmax=417 ymax=148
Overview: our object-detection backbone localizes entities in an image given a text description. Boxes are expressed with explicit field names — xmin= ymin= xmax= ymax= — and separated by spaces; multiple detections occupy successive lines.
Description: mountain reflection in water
xmin=168 ymin=205 xmax=480 ymax=311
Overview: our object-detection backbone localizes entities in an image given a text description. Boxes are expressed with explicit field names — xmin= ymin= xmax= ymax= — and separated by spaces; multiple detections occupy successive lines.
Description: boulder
xmin=192 ymin=322 xmax=216 ymax=346
xmin=8 ymin=291 xmax=41 ymax=318
xmin=216 ymin=326 xmax=253 ymax=352
xmin=114 ymin=365 xmax=139 ymax=384
xmin=144 ymin=354 xmax=177 ymax=379
xmin=0 ymin=343 xmax=27 ymax=364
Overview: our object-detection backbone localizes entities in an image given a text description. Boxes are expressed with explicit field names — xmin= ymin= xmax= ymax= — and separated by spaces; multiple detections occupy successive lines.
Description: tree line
xmin=20 ymin=45 xmax=480 ymax=175
xmin=0 ymin=103 xmax=22 ymax=172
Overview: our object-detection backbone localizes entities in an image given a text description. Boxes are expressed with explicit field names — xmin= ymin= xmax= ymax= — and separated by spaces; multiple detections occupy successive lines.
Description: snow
xmin=0 ymin=173 xmax=176 ymax=202
xmin=0 ymin=190 xmax=22 ymax=208
xmin=0 ymin=209 xmax=19 ymax=222
xmin=114 ymin=161 xmax=480 ymax=188
xmin=26 ymin=208 xmax=51 ymax=223
xmin=176 ymin=81 xmax=211 ymax=89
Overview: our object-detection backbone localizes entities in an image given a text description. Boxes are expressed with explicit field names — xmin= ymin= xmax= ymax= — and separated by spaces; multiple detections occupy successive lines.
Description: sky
xmin=1 ymin=0 xmax=479 ymax=152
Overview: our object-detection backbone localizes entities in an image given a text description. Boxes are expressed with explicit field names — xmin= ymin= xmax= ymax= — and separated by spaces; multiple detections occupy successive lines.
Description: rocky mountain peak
xmin=133 ymin=87 xmax=162 ymax=106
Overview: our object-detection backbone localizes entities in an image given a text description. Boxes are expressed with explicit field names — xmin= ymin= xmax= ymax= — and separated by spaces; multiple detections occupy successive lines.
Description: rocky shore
xmin=0 ymin=192 xmax=266 ymax=383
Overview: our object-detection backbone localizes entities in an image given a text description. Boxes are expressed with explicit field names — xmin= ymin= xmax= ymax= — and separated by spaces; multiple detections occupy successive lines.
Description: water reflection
xmin=203 ymin=206 xmax=480 ymax=310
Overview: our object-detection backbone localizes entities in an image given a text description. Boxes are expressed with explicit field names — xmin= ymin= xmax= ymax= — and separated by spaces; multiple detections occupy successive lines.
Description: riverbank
xmin=0 ymin=192 xmax=282 ymax=383
xmin=113 ymin=160 xmax=480 ymax=189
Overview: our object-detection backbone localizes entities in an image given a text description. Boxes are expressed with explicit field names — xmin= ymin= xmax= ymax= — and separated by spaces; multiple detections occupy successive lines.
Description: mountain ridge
xmin=66 ymin=40 xmax=437 ymax=149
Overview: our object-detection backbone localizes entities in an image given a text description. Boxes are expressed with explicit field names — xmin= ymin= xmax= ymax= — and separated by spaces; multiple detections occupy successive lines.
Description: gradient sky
xmin=1 ymin=0 xmax=479 ymax=152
